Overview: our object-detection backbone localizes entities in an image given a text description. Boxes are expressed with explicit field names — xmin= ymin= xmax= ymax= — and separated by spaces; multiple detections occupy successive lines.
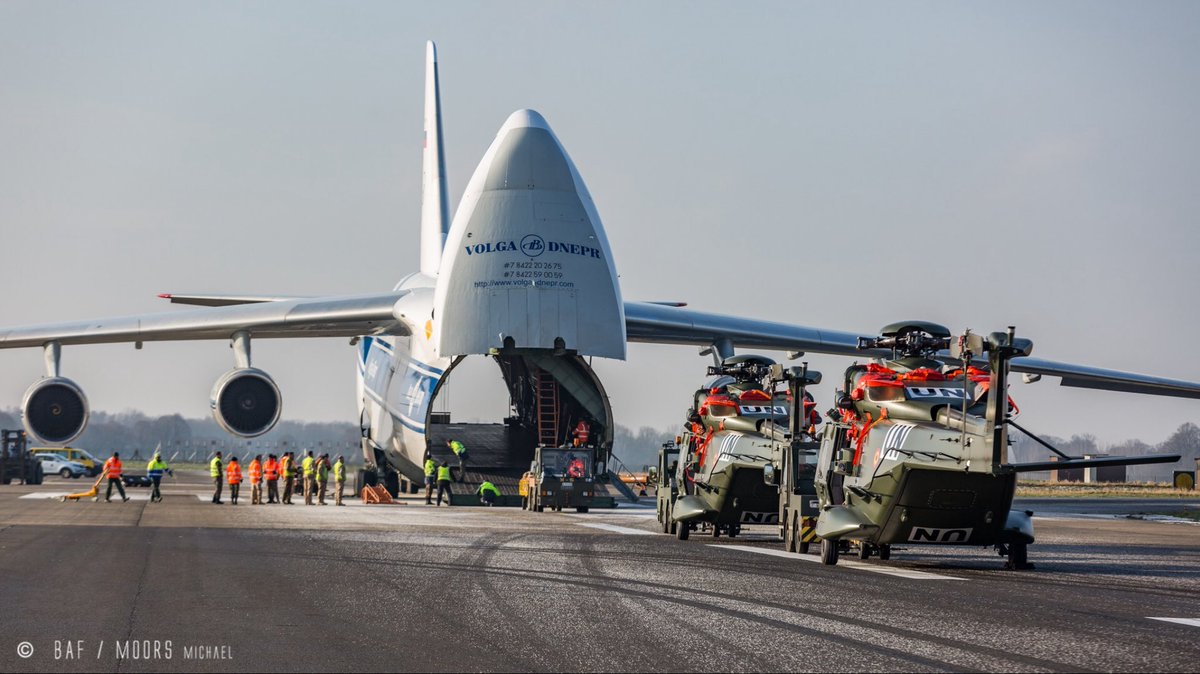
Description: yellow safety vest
xmin=210 ymin=456 xmax=222 ymax=478
xmin=437 ymin=465 xmax=452 ymax=481
xmin=334 ymin=461 xmax=345 ymax=482
xmin=302 ymin=456 xmax=314 ymax=476
xmin=424 ymin=459 xmax=436 ymax=477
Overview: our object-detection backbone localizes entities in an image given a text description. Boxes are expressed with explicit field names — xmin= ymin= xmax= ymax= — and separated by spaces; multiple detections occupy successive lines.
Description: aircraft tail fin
xmin=419 ymin=40 xmax=450 ymax=277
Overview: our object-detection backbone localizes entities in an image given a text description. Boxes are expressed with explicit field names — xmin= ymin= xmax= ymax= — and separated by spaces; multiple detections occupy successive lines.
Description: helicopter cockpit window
xmin=866 ymin=385 xmax=906 ymax=403
xmin=708 ymin=403 xmax=739 ymax=418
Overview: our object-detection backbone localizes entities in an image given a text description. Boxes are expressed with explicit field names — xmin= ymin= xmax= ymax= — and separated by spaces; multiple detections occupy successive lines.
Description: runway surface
xmin=2 ymin=472 xmax=1198 ymax=672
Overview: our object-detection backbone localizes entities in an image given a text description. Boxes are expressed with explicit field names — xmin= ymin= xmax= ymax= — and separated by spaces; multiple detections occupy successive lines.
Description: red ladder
xmin=535 ymin=369 xmax=559 ymax=447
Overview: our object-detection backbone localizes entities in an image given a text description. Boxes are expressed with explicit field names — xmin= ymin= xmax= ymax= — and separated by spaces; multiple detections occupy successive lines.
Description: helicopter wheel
xmin=858 ymin=543 xmax=872 ymax=560
xmin=1005 ymin=542 xmax=1034 ymax=570
xmin=659 ymin=503 xmax=670 ymax=534
xmin=676 ymin=519 xmax=690 ymax=541
xmin=728 ymin=525 xmax=739 ymax=539
xmin=784 ymin=515 xmax=797 ymax=553
xmin=711 ymin=524 xmax=721 ymax=539
xmin=878 ymin=544 xmax=891 ymax=561
xmin=668 ymin=503 xmax=677 ymax=535
xmin=820 ymin=538 xmax=839 ymax=566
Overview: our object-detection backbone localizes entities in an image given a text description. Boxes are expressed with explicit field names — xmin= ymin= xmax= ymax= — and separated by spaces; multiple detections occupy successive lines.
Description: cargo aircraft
xmin=3 ymin=42 xmax=1198 ymax=492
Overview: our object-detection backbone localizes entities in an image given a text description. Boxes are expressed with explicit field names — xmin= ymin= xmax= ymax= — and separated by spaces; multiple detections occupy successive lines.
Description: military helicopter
xmin=794 ymin=321 xmax=1180 ymax=569
xmin=658 ymin=355 xmax=820 ymax=540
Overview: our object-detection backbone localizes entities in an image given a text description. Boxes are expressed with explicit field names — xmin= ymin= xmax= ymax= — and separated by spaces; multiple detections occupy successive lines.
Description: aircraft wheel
xmin=878 ymin=544 xmax=891 ymax=561
xmin=820 ymin=538 xmax=839 ymax=566
xmin=676 ymin=520 xmax=690 ymax=541
xmin=784 ymin=514 xmax=797 ymax=553
xmin=668 ymin=503 xmax=677 ymax=535
xmin=858 ymin=543 xmax=872 ymax=560
xmin=660 ymin=504 xmax=670 ymax=533
xmin=576 ymin=506 xmax=589 ymax=513
xmin=711 ymin=524 xmax=721 ymax=539
xmin=728 ymin=525 xmax=739 ymax=539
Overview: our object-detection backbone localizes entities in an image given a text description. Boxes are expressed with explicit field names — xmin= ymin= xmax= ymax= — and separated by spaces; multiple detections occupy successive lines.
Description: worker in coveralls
xmin=423 ymin=454 xmax=437 ymax=505
xmin=333 ymin=456 xmax=347 ymax=506
xmin=264 ymin=454 xmax=280 ymax=503
xmin=210 ymin=451 xmax=224 ymax=504
xmin=103 ymin=453 xmax=129 ymax=503
xmin=248 ymin=455 xmax=264 ymax=505
xmin=226 ymin=456 xmax=243 ymax=505
xmin=302 ymin=450 xmax=316 ymax=505
xmin=281 ymin=452 xmax=296 ymax=504
xmin=146 ymin=452 xmax=171 ymax=503
xmin=447 ymin=439 xmax=468 ymax=482
xmin=477 ymin=481 xmax=501 ymax=506
xmin=436 ymin=461 xmax=453 ymax=506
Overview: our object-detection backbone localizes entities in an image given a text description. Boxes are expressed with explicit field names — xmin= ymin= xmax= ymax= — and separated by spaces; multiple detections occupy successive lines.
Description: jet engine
xmin=22 ymin=377 xmax=89 ymax=445
xmin=210 ymin=368 xmax=282 ymax=437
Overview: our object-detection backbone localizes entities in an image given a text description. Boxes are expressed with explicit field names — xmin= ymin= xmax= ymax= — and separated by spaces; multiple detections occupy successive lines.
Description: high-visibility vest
xmin=210 ymin=456 xmax=223 ymax=478
xmin=478 ymin=481 xmax=500 ymax=497
xmin=424 ymin=459 xmax=436 ymax=477
xmin=264 ymin=459 xmax=279 ymax=480
xmin=450 ymin=441 xmax=465 ymax=456
xmin=333 ymin=460 xmax=345 ymax=482
xmin=104 ymin=457 xmax=123 ymax=479
xmin=315 ymin=460 xmax=329 ymax=481
xmin=281 ymin=456 xmax=295 ymax=477
xmin=248 ymin=460 xmax=263 ymax=484
xmin=437 ymin=465 xmax=452 ymax=481
xmin=302 ymin=456 xmax=314 ymax=476
xmin=147 ymin=458 xmax=167 ymax=479
xmin=226 ymin=462 xmax=242 ymax=484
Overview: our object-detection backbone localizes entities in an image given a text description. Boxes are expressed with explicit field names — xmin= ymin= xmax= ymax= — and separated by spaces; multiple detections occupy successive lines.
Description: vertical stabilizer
xmin=420 ymin=40 xmax=450 ymax=277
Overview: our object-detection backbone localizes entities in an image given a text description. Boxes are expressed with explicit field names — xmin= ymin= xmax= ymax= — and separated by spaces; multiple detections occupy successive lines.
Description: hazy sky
xmin=2 ymin=2 xmax=1198 ymax=450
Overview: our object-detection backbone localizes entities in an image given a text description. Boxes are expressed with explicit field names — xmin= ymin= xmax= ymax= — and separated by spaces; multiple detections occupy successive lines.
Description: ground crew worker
xmin=281 ymin=452 xmax=296 ymax=504
xmin=477 ymin=481 xmax=500 ymax=506
xmin=446 ymin=439 xmax=468 ymax=482
xmin=249 ymin=455 xmax=264 ymax=505
xmin=302 ymin=450 xmax=316 ymax=505
xmin=226 ymin=456 xmax=243 ymax=505
xmin=333 ymin=456 xmax=346 ymax=506
xmin=315 ymin=453 xmax=330 ymax=505
xmin=103 ymin=452 xmax=129 ymax=503
xmin=423 ymin=455 xmax=436 ymax=505
xmin=572 ymin=419 xmax=590 ymax=446
xmin=264 ymin=454 xmax=280 ymax=503
xmin=147 ymin=452 xmax=172 ymax=503
xmin=210 ymin=451 xmax=224 ymax=504
xmin=436 ymin=461 xmax=453 ymax=506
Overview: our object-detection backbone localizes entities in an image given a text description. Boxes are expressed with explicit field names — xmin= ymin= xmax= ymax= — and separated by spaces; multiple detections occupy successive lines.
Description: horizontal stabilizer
xmin=1009 ymin=453 xmax=1181 ymax=473
xmin=158 ymin=293 xmax=309 ymax=307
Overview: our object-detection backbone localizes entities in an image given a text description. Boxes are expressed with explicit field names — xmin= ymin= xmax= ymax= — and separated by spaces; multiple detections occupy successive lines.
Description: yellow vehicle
xmin=30 ymin=447 xmax=103 ymax=476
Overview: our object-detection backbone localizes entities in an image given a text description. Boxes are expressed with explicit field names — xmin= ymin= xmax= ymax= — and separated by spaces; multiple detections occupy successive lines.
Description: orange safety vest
xmin=248 ymin=460 xmax=263 ymax=484
xmin=573 ymin=421 xmax=589 ymax=443
xmin=264 ymin=459 xmax=279 ymax=481
xmin=226 ymin=462 xmax=243 ymax=484
xmin=104 ymin=457 xmax=123 ymax=479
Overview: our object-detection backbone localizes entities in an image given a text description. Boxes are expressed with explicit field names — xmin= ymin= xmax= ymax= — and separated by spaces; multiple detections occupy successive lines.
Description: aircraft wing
xmin=624 ymin=301 xmax=867 ymax=357
xmin=0 ymin=292 xmax=409 ymax=348
xmin=623 ymin=301 xmax=1200 ymax=400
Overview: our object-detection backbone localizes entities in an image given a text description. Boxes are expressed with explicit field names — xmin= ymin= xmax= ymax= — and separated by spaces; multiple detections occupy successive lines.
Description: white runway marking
xmin=1148 ymin=617 xmax=1200 ymax=628
xmin=713 ymin=544 xmax=965 ymax=581
xmin=575 ymin=522 xmax=656 ymax=536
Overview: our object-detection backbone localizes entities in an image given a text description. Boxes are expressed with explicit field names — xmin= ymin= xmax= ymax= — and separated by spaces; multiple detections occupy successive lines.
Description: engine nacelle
xmin=210 ymin=368 xmax=282 ymax=438
xmin=22 ymin=377 xmax=89 ymax=445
